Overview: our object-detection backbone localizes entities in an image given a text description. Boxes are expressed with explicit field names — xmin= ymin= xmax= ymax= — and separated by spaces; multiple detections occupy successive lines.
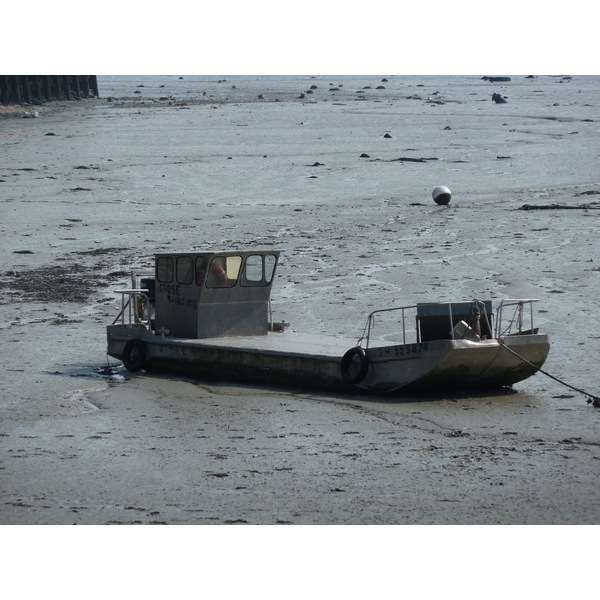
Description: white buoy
xmin=432 ymin=186 xmax=452 ymax=205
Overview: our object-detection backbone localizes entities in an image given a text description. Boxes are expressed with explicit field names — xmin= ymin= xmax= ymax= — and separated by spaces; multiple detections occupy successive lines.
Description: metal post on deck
xmin=530 ymin=302 xmax=534 ymax=332
xmin=128 ymin=294 xmax=133 ymax=326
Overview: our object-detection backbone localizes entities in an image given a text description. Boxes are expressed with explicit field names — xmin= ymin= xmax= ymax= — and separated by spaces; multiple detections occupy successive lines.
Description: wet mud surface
xmin=1 ymin=75 xmax=599 ymax=524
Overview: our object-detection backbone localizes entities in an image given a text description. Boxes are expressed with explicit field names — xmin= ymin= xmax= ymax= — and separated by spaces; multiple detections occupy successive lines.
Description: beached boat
xmin=106 ymin=250 xmax=550 ymax=395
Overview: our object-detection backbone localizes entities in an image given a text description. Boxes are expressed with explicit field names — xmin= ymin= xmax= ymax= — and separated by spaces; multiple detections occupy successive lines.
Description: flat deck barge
xmin=107 ymin=249 xmax=550 ymax=395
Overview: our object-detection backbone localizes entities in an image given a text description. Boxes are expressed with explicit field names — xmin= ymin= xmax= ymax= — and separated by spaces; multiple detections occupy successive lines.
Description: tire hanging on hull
xmin=122 ymin=338 xmax=146 ymax=372
xmin=340 ymin=346 xmax=369 ymax=384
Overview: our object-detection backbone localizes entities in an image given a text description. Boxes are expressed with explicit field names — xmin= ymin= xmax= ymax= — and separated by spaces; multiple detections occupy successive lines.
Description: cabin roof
xmin=154 ymin=249 xmax=280 ymax=259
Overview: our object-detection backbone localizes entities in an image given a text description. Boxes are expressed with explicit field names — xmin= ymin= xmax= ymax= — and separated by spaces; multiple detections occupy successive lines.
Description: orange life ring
xmin=209 ymin=264 xmax=228 ymax=285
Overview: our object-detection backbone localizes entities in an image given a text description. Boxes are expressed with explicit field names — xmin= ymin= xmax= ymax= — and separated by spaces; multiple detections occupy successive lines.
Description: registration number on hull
xmin=375 ymin=342 xmax=429 ymax=358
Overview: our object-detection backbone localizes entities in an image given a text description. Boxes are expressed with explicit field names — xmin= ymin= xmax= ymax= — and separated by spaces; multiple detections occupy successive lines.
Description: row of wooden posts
xmin=1 ymin=75 xmax=99 ymax=105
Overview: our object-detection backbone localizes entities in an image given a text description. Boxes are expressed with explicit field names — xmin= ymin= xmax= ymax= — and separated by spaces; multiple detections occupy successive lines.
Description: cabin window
xmin=176 ymin=256 xmax=194 ymax=285
xmin=264 ymin=254 xmax=277 ymax=283
xmin=156 ymin=257 xmax=174 ymax=283
xmin=241 ymin=254 xmax=277 ymax=286
xmin=206 ymin=255 xmax=242 ymax=288
xmin=195 ymin=256 xmax=207 ymax=285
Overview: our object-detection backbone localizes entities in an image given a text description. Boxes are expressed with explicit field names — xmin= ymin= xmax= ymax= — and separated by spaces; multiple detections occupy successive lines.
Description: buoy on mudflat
xmin=432 ymin=186 xmax=452 ymax=205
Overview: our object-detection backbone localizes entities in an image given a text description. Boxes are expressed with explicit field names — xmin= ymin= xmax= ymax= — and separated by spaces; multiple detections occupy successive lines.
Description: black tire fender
xmin=122 ymin=338 xmax=146 ymax=372
xmin=340 ymin=346 xmax=369 ymax=384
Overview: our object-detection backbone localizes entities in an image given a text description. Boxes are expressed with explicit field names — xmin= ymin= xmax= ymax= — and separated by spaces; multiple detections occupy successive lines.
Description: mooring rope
xmin=498 ymin=339 xmax=600 ymax=407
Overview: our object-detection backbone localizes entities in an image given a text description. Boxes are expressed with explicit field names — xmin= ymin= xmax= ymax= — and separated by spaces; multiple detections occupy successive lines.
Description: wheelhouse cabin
xmin=138 ymin=250 xmax=279 ymax=339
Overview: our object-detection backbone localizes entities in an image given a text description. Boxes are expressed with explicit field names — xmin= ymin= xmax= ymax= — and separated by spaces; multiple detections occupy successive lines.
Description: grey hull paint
xmin=107 ymin=326 xmax=550 ymax=395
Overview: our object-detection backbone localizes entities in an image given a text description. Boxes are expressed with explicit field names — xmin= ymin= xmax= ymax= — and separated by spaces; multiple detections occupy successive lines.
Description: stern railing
xmin=495 ymin=299 xmax=540 ymax=338
xmin=359 ymin=299 xmax=541 ymax=349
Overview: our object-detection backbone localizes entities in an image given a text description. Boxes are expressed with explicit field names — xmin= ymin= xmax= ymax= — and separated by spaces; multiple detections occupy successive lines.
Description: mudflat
xmin=1 ymin=75 xmax=599 ymax=524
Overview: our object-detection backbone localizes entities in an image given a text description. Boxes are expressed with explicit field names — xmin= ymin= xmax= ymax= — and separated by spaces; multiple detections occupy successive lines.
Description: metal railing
xmin=112 ymin=289 xmax=152 ymax=330
xmin=359 ymin=299 xmax=541 ymax=349
xmin=361 ymin=305 xmax=416 ymax=349
xmin=495 ymin=299 xmax=540 ymax=338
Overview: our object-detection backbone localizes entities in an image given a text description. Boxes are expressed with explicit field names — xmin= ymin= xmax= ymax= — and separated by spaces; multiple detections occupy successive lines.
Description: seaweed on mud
xmin=0 ymin=248 xmax=133 ymax=304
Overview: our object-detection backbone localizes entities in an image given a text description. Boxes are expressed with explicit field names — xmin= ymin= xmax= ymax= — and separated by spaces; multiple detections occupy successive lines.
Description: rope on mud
xmin=498 ymin=340 xmax=600 ymax=407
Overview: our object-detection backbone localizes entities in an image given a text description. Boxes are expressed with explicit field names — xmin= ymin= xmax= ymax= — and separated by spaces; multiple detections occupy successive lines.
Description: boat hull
xmin=107 ymin=325 xmax=550 ymax=396
xmin=359 ymin=334 xmax=550 ymax=393
xmin=107 ymin=326 xmax=362 ymax=394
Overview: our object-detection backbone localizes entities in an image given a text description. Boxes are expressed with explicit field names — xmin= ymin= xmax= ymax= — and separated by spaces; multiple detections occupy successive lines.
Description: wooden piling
xmin=0 ymin=75 xmax=99 ymax=105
